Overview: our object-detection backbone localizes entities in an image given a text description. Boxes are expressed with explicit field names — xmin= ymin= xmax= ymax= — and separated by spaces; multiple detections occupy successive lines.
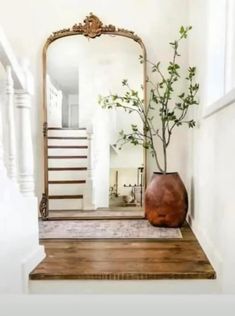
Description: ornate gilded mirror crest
xmin=46 ymin=13 xmax=143 ymax=44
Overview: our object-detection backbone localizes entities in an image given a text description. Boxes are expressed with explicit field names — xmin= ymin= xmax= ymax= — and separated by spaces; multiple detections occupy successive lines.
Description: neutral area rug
xmin=39 ymin=219 xmax=182 ymax=239
xmin=48 ymin=209 xmax=144 ymax=219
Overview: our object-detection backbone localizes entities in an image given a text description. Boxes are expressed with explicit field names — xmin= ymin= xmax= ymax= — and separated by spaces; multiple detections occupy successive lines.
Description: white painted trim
xmin=21 ymin=245 xmax=46 ymax=294
xmin=203 ymin=87 xmax=235 ymax=118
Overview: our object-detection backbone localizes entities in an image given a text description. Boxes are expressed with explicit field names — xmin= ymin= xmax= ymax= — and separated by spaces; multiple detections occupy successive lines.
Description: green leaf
xmin=179 ymin=26 xmax=185 ymax=34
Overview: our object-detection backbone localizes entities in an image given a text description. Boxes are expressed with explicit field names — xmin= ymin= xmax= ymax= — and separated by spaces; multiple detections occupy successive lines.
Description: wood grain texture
xmin=48 ymin=156 xmax=87 ymax=159
xmin=48 ymin=136 xmax=87 ymax=140
xmin=48 ymin=146 xmax=88 ymax=149
xmin=48 ymin=180 xmax=86 ymax=184
xmin=48 ymin=167 xmax=87 ymax=171
xmin=48 ymin=195 xmax=83 ymax=199
xmin=48 ymin=127 xmax=86 ymax=130
xmin=30 ymin=224 xmax=216 ymax=280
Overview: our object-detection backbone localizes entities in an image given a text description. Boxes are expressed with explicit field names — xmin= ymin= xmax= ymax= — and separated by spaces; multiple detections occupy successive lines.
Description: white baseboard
xmin=21 ymin=245 xmax=46 ymax=294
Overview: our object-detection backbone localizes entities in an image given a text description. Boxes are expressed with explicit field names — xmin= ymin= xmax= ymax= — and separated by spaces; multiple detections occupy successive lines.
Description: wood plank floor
xmin=30 ymin=224 xmax=216 ymax=280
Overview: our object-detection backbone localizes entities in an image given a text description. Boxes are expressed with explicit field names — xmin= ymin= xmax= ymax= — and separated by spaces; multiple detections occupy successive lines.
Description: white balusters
xmin=11 ymin=59 xmax=35 ymax=197
xmin=5 ymin=66 xmax=17 ymax=181
xmin=83 ymin=125 xmax=94 ymax=210
xmin=0 ymin=59 xmax=35 ymax=196
xmin=15 ymin=90 xmax=35 ymax=196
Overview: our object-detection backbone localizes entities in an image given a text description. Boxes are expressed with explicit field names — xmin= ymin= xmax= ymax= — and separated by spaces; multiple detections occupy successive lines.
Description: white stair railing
xmin=15 ymin=90 xmax=35 ymax=196
xmin=0 ymin=26 xmax=45 ymax=294
xmin=0 ymin=30 xmax=35 ymax=195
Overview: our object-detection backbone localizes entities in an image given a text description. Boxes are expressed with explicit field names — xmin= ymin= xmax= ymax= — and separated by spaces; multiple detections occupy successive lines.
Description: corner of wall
xmin=21 ymin=245 xmax=45 ymax=293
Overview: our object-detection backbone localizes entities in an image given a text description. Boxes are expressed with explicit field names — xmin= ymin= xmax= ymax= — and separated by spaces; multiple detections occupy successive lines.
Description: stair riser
xmin=49 ymin=170 xmax=87 ymax=181
xmin=49 ymin=199 xmax=83 ymax=210
xmin=48 ymin=159 xmax=88 ymax=168
xmin=48 ymin=148 xmax=87 ymax=156
xmin=49 ymin=184 xmax=85 ymax=195
xmin=48 ymin=129 xmax=87 ymax=137
xmin=48 ymin=139 xmax=88 ymax=146
xmin=29 ymin=280 xmax=219 ymax=294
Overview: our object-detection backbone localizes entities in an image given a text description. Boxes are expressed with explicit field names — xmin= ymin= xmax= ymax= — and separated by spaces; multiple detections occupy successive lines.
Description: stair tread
xmin=48 ymin=127 xmax=86 ymax=130
xmin=49 ymin=195 xmax=83 ymax=199
xmin=48 ymin=156 xmax=87 ymax=159
xmin=48 ymin=180 xmax=86 ymax=184
xmin=48 ymin=167 xmax=87 ymax=171
xmin=48 ymin=137 xmax=87 ymax=140
xmin=48 ymin=146 xmax=88 ymax=148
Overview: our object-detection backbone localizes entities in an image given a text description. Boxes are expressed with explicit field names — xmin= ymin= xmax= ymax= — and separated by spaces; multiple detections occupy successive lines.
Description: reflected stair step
xmin=48 ymin=137 xmax=87 ymax=140
xmin=48 ymin=167 xmax=87 ymax=171
xmin=48 ymin=209 xmax=83 ymax=212
xmin=48 ymin=180 xmax=86 ymax=184
xmin=48 ymin=127 xmax=86 ymax=130
xmin=48 ymin=146 xmax=88 ymax=149
xmin=48 ymin=156 xmax=87 ymax=159
xmin=49 ymin=195 xmax=83 ymax=199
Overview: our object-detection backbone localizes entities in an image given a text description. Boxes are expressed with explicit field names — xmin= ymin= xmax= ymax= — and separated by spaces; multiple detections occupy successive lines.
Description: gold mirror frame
xmin=40 ymin=13 xmax=147 ymax=219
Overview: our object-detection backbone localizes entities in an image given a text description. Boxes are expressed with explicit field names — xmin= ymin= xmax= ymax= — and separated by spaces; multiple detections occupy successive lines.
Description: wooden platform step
xmin=48 ymin=146 xmax=88 ymax=149
xmin=48 ymin=180 xmax=86 ymax=184
xmin=48 ymin=195 xmax=83 ymax=199
xmin=48 ymin=156 xmax=87 ymax=159
xmin=48 ymin=167 xmax=87 ymax=171
xmin=48 ymin=137 xmax=87 ymax=140
xmin=30 ymin=224 xmax=216 ymax=281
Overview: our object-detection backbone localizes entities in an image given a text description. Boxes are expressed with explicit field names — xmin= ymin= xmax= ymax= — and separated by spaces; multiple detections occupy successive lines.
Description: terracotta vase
xmin=144 ymin=172 xmax=188 ymax=228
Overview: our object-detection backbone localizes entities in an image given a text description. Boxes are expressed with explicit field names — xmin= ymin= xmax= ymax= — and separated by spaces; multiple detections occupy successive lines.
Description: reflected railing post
xmin=83 ymin=125 xmax=95 ymax=210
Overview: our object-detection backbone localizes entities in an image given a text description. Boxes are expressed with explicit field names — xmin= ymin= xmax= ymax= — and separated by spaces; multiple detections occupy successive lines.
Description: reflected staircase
xmin=40 ymin=127 xmax=91 ymax=218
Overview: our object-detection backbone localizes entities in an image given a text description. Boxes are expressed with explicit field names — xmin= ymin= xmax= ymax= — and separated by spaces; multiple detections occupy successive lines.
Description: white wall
xmin=0 ymin=0 xmax=189 ymax=201
xmin=4 ymin=0 xmax=235 ymax=295
xmin=92 ymin=108 xmax=110 ymax=208
xmin=188 ymin=0 xmax=235 ymax=293
xmin=0 ymin=170 xmax=45 ymax=293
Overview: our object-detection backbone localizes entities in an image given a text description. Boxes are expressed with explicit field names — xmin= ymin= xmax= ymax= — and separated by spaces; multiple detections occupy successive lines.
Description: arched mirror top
xmin=43 ymin=13 xmax=146 ymax=51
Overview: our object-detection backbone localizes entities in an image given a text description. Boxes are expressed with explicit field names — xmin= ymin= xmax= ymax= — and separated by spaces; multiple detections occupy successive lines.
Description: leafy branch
xmin=99 ymin=26 xmax=199 ymax=174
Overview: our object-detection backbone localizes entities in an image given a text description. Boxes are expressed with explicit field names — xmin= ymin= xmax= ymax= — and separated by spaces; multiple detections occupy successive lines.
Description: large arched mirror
xmin=40 ymin=14 xmax=147 ymax=220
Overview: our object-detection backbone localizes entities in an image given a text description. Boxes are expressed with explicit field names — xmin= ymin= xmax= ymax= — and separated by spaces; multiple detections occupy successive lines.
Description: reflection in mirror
xmin=46 ymin=35 xmax=144 ymax=218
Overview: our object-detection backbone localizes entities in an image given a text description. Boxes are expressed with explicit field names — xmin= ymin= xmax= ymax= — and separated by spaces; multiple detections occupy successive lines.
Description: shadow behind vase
xmin=144 ymin=172 xmax=188 ymax=228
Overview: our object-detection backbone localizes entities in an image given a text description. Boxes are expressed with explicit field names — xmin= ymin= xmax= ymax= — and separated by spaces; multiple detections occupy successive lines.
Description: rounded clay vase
xmin=144 ymin=172 xmax=188 ymax=228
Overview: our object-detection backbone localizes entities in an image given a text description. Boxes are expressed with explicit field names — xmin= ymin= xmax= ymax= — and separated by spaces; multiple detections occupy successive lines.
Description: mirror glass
xmin=46 ymin=35 xmax=144 ymax=216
